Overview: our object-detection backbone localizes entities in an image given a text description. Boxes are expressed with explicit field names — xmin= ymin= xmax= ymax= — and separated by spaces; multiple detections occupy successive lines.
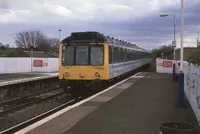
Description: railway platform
xmin=16 ymin=72 xmax=199 ymax=134
xmin=0 ymin=72 xmax=58 ymax=87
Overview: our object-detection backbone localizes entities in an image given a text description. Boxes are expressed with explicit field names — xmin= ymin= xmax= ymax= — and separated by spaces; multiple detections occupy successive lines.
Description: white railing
xmin=183 ymin=62 xmax=200 ymax=125
xmin=0 ymin=57 xmax=59 ymax=74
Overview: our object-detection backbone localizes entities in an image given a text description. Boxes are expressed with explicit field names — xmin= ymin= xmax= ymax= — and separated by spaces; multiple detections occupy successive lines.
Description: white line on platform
xmin=133 ymin=72 xmax=142 ymax=76
xmin=130 ymin=76 xmax=145 ymax=78
xmin=14 ymin=72 xmax=145 ymax=134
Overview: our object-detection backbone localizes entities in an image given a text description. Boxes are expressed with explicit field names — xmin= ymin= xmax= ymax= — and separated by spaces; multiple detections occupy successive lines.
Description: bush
xmin=188 ymin=52 xmax=200 ymax=66
xmin=0 ymin=48 xmax=27 ymax=57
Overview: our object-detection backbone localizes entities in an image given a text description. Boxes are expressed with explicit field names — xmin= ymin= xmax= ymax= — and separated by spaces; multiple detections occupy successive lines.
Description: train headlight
xmin=79 ymin=73 xmax=84 ymax=78
xmin=95 ymin=72 xmax=100 ymax=79
xmin=65 ymin=72 xmax=70 ymax=76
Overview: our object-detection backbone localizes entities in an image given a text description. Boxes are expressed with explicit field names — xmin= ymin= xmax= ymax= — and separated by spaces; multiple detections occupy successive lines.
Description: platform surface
xmin=19 ymin=72 xmax=199 ymax=134
xmin=0 ymin=72 xmax=58 ymax=87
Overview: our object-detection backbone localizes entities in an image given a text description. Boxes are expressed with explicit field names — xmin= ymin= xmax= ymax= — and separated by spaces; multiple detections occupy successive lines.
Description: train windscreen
xmin=62 ymin=44 xmax=104 ymax=66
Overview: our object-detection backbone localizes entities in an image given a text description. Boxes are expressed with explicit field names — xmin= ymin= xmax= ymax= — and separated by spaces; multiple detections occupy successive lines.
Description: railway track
xmin=0 ymin=99 xmax=76 ymax=134
xmin=0 ymin=87 xmax=62 ymax=116
xmin=0 ymin=87 xmax=60 ymax=106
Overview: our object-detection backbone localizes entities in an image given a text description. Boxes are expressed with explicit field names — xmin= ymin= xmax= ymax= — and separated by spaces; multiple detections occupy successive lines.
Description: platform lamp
xmin=58 ymin=29 xmax=62 ymax=42
xmin=160 ymin=14 xmax=176 ymax=77
xmin=30 ymin=45 xmax=34 ymax=72
xmin=178 ymin=0 xmax=184 ymax=106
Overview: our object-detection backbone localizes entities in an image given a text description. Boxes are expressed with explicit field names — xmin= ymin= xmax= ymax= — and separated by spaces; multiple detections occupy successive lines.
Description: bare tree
xmin=4 ymin=44 xmax=9 ymax=48
xmin=14 ymin=30 xmax=48 ymax=50
xmin=14 ymin=30 xmax=60 ymax=53
xmin=0 ymin=42 xmax=6 ymax=50
xmin=198 ymin=40 xmax=200 ymax=48
xmin=47 ymin=37 xmax=60 ymax=53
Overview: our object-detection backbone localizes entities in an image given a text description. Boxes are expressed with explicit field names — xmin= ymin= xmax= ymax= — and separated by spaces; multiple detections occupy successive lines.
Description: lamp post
xmin=30 ymin=45 xmax=33 ymax=72
xmin=197 ymin=31 xmax=199 ymax=47
xmin=58 ymin=29 xmax=62 ymax=42
xmin=178 ymin=0 xmax=184 ymax=106
xmin=160 ymin=14 xmax=176 ymax=78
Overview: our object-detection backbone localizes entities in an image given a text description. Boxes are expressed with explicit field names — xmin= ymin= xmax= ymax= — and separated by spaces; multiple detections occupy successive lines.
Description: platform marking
xmin=14 ymin=72 xmax=147 ymax=134
xmin=130 ymin=76 xmax=145 ymax=78
xmin=134 ymin=72 xmax=142 ymax=76
xmin=90 ymin=96 xmax=112 ymax=102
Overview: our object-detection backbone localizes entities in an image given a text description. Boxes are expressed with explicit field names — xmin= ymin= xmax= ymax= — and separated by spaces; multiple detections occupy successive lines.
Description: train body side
xmin=108 ymin=59 xmax=151 ymax=79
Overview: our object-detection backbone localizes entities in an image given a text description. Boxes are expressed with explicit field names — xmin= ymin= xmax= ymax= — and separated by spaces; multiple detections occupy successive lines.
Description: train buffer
xmin=16 ymin=72 xmax=199 ymax=134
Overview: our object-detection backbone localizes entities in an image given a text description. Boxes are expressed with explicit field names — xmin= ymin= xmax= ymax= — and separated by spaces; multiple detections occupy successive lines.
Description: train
xmin=59 ymin=31 xmax=151 ymax=98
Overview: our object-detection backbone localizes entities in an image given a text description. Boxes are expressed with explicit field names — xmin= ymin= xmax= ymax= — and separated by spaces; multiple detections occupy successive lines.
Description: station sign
xmin=172 ymin=40 xmax=176 ymax=47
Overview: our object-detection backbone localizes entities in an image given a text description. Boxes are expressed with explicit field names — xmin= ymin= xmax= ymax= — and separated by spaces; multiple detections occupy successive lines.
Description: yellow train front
xmin=59 ymin=31 xmax=109 ymax=97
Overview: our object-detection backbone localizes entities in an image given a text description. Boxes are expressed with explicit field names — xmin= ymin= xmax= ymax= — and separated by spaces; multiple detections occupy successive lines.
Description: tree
xmin=151 ymin=44 xmax=174 ymax=59
xmin=14 ymin=30 xmax=49 ymax=51
xmin=4 ymin=44 xmax=9 ymax=48
xmin=14 ymin=30 xmax=59 ymax=53
xmin=0 ymin=42 xmax=6 ymax=50
xmin=47 ymin=37 xmax=60 ymax=53
xmin=188 ymin=52 xmax=200 ymax=66
xmin=197 ymin=40 xmax=200 ymax=47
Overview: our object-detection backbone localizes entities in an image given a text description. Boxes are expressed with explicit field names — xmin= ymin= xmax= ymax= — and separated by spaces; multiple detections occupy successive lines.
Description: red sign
xmin=43 ymin=61 xmax=48 ymax=66
xmin=163 ymin=61 xmax=172 ymax=67
xmin=33 ymin=60 xmax=43 ymax=67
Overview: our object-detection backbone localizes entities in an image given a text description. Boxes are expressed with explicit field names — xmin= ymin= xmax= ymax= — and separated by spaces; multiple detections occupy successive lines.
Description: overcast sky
xmin=0 ymin=0 xmax=200 ymax=50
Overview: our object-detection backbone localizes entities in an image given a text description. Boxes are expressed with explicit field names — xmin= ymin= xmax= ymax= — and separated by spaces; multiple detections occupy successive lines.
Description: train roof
xmin=61 ymin=31 xmax=150 ymax=53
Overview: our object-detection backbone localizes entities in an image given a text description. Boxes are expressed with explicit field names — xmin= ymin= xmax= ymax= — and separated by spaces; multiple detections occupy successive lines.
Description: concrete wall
xmin=0 ymin=57 xmax=58 ymax=74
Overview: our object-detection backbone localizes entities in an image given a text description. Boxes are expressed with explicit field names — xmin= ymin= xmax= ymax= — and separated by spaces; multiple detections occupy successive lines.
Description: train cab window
xmin=75 ymin=45 xmax=89 ymax=65
xmin=62 ymin=45 xmax=74 ymax=65
xmin=90 ymin=45 xmax=104 ymax=65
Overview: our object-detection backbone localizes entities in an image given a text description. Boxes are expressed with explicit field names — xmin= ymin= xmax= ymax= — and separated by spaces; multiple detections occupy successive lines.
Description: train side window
xmin=132 ymin=50 xmax=134 ymax=60
xmin=118 ymin=47 xmax=120 ymax=62
xmin=138 ymin=51 xmax=141 ymax=59
xmin=126 ymin=49 xmax=129 ymax=61
xmin=135 ymin=51 xmax=138 ymax=60
xmin=109 ymin=46 xmax=113 ymax=64
xmin=117 ymin=47 xmax=120 ymax=63
xmin=123 ymin=48 xmax=125 ymax=62
xmin=119 ymin=48 xmax=124 ymax=62
xmin=137 ymin=51 xmax=139 ymax=60
xmin=125 ymin=48 xmax=127 ymax=62
xmin=128 ymin=49 xmax=130 ymax=61
xmin=113 ymin=46 xmax=117 ymax=63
